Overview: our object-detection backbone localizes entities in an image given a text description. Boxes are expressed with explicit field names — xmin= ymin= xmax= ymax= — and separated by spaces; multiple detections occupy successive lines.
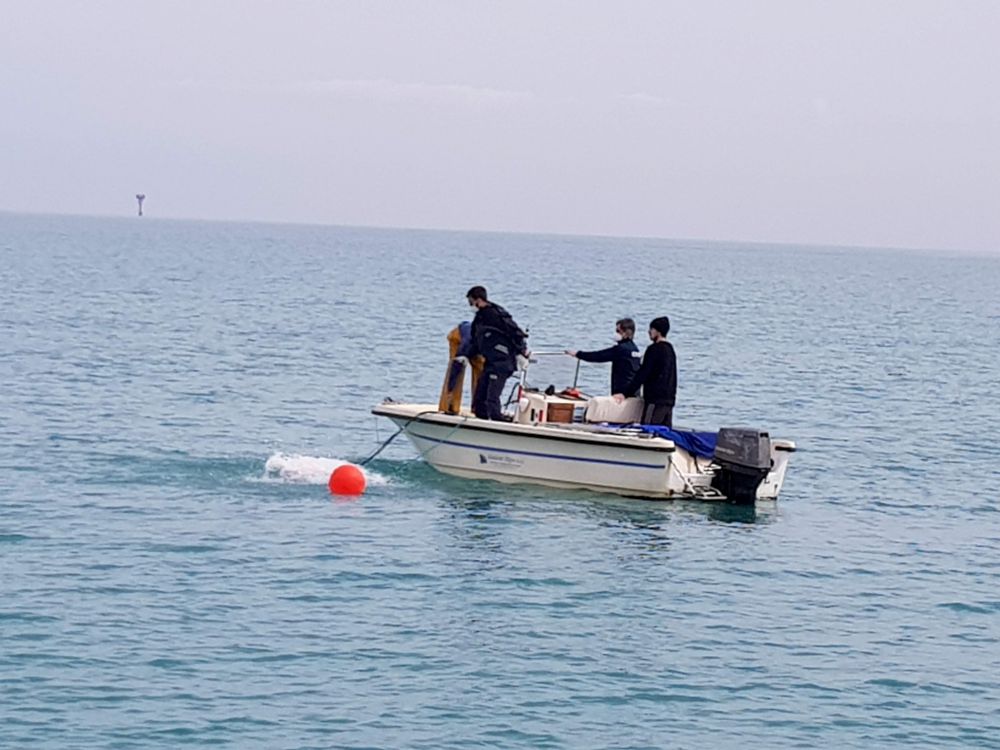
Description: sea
xmin=2 ymin=211 xmax=999 ymax=749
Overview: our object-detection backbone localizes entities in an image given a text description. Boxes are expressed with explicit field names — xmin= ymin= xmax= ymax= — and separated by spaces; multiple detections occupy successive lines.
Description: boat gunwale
xmin=372 ymin=404 xmax=678 ymax=452
xmin=372 ymin=403 xmax=797 ymax=454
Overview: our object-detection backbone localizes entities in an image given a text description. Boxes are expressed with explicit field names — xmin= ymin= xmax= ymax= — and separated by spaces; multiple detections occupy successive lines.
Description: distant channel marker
xmin=136 ymin=194 xmax=145 ymax=216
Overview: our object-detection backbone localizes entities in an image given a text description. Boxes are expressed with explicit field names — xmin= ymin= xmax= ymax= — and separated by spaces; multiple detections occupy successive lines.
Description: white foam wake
xmin=263 ymin=453 xmax=388 ymax=486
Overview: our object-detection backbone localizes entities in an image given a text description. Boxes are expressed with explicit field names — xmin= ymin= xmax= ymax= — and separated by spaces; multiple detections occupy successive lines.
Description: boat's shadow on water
xmin=369 ymin=458 xmax=776 ymax=527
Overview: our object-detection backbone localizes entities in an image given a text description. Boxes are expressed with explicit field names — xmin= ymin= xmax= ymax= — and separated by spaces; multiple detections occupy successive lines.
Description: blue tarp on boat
xmin=637 ymin=426 xmax=717 ymax=459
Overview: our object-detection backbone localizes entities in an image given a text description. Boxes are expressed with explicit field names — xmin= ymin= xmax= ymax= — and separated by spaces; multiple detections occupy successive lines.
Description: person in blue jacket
xmin=565 ymin=318 xmax=641 ymax=394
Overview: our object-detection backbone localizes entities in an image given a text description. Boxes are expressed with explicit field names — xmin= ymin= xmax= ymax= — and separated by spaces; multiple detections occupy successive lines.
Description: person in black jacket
xmin=565 ymin=318 xmax=641 ymax=394
xmin=466 ymin=285 xmax=528 ymax=420
xmin=613 ymin=316 xmax=677 ymax=427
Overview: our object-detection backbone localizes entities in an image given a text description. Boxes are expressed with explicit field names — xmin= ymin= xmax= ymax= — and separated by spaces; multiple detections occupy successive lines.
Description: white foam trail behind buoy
xmin=263 ymin=453 xmax=388 ymax=486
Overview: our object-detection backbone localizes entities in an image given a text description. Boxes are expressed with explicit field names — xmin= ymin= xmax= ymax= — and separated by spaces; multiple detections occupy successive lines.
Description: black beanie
xmin=650 ymin=316 xmax=671 ymax=337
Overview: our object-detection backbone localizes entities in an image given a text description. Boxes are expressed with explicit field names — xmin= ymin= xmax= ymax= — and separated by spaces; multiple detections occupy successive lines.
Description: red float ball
xmin=328 ymin=463 xmax=367 ymax=496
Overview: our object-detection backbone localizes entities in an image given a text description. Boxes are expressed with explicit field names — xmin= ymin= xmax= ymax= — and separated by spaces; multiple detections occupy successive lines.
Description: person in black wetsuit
xmin=613 ymin=316 xmax=677 ymax=427
xmin=465 ymin=285 xmax=528 ymax=420
xmin=564 ymin=317 xmax=641 ymax=394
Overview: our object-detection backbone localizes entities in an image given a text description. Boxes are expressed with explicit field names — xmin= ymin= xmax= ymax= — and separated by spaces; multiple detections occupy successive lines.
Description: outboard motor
xmin=711 ymin=428 xmax=772 ymax=504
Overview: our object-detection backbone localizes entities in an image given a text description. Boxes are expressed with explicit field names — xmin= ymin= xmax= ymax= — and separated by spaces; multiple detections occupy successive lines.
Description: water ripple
xmin=2 ymin=215 xmax=1000 ymax=748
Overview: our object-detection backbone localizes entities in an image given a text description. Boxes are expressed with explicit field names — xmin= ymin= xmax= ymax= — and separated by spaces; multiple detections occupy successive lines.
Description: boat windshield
xmin=521 ymin=351 xmax=602 ymax=398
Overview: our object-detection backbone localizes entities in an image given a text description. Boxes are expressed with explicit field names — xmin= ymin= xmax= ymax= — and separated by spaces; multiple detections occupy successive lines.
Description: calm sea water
xmin=2 ymin=212 xmax=999 ymax=748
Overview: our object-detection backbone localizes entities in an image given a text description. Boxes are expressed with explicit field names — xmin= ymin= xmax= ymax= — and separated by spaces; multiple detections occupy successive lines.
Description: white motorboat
xmin=372 ymin=378 xmax=795 ymax=502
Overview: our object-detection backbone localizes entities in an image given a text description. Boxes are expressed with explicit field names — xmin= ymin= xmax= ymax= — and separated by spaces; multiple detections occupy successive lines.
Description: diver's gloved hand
xmin=516 ymin=353 xmax=530 ymax=371
xmin=454 ymin=356 xmax=469 ymax=366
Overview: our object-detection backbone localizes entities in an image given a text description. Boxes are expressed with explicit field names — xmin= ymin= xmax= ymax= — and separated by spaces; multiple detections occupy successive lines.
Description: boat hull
xmin=373 ymin=403 xmax=794 ymax=501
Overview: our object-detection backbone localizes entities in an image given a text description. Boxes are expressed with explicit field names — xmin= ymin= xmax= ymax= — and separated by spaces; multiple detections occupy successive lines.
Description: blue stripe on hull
xmin=407 ymin=430 xmax=668 ymax=470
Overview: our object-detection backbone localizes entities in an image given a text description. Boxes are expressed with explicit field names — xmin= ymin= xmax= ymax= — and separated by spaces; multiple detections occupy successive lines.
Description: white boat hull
xmin=372 ymin=403 xmax=795 ymax=501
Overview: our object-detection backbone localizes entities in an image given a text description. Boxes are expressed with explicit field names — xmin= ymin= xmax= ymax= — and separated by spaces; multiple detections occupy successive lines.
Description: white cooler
xmin=584 ymin=396 xmax=644 ymax=424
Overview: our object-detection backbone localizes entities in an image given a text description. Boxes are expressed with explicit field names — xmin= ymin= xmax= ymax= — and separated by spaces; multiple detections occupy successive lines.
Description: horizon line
xmin=0 ymin=207 xmax=994 ymax=259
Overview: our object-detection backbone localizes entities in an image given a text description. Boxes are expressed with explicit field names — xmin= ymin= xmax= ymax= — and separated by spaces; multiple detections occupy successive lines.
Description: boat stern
xmin=758 ymin=439 xmax=796 ymax=500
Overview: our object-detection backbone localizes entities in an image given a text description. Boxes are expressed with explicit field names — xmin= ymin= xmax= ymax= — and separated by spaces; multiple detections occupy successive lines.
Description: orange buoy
xmin=328 ymin=463 xmax=367 ymax=496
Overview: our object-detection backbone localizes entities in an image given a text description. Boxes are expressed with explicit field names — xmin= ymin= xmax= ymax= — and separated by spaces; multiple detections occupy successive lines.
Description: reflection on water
xmin=375 ymin=456 xmax=777 ymax=529
xmin=373 ymin=456 xmax=781 ymax=570
xmin=703 ymin=500 xmax=773 ymax=525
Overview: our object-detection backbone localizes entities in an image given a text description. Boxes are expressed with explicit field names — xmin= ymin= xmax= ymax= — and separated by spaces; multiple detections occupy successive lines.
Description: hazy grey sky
xmin=3 ymin=1 xmax=998 ymax=251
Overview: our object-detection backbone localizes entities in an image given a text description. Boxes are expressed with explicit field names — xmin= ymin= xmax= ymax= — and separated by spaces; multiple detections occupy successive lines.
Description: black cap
xmin=650 ymin=316 xmax=670 ymax=336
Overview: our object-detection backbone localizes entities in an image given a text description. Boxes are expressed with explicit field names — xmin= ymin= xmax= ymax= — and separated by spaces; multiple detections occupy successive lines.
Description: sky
xmin=2 ymin=1 xmax=998 ymax=252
